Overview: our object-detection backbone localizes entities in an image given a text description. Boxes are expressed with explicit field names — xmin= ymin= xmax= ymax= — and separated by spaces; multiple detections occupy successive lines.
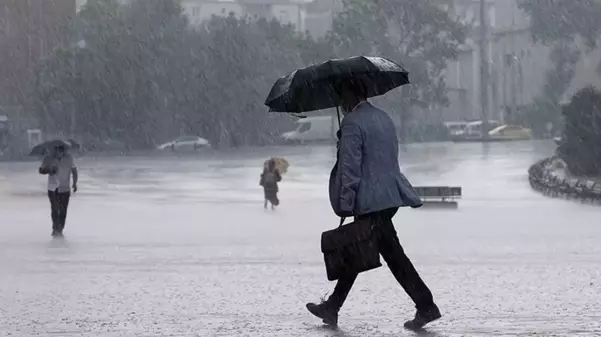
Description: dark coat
xmin=260 ymin=169 xmax=282 ymax=205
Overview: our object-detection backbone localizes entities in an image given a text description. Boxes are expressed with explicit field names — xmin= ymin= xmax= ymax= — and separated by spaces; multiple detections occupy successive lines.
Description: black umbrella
xmin=265 ymin=56 xmax=410 ymax=116
xmin=29 ymin=139 xmax=79 ymax=156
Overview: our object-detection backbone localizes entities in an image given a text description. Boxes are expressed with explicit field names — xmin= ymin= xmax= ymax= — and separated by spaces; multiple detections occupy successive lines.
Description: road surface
xmin=1 ymin=141 xmax=600 ymax=336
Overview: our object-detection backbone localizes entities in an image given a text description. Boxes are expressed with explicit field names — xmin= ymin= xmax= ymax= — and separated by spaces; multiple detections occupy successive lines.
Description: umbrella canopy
xmin=265 ymin=56 xmax=409 ymax=114
xmin=29 ymin=139 xmax=79 ymax=156
xmin=264 ymin=157 xmax=289 ymax=174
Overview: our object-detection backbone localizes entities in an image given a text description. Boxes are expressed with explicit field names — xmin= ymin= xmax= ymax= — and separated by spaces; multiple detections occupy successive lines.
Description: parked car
xmin=443 ymin=121 xmax=469 ymax=137
xmin=451 ymin=120 xmax=502 ymax=141
xmin=157 ymin=136 xmax=210 ymax=151
xmin=488 ymin=124 xmax=532 ymax=140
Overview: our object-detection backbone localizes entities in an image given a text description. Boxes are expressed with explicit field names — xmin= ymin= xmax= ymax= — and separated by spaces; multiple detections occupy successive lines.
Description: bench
xmin=414 ymin=186 xmax=462 ymax=202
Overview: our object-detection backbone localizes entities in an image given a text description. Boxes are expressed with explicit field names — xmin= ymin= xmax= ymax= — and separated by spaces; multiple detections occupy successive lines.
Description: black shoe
xmin=51 ymin=230 xmax=59 ymax=237
xmin=404 ymin=305 xmax=441 ymax=330
xmin=306 ymin=302 xmax=338 ymax=327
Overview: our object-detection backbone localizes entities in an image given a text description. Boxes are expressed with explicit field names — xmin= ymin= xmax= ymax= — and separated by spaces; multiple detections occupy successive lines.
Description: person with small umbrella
xmin=259 ymin=158 xmax=282 ymax=210
xmin=266 ymin=56 xmax=441 ymax=330
xmin=38 ymin=142 xmax=78 ymax=237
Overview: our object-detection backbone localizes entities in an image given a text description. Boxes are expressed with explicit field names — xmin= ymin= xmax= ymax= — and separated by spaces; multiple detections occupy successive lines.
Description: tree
xmin=30 ymin=0 xmax=187 ymax=147
xmin=327 ymin=0 xmax=467 ymax=111
xmin=325 ymin=0 xmax=466 ymax=142
xmin=27 ymin=0 xmax=321 ymax=148
xmin=557 ymin=86 xmax=601 ymax=176
xmin=519 ymin=0 xmax=601 ymax=135
xmin=519 ymin=0 xmax=601 ymax=49
xmin=193 ymin=15 xmax=306 ymax=147
xmin=520 ymin=42 xmax=581 ymax=136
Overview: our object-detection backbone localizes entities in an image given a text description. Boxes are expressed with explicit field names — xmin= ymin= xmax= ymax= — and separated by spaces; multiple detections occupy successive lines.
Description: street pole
xmin=510 ymin=57 xmax=517 ymax=125
xmin=70 ymin=56 xmax=76 ymax=139
xmin=69 ymin=40 xmax=86 ymax=139
xmin=479 ymin=0 xmax=490 ymax=139
xmin=510 ymin=2 xmax=517 ymax=125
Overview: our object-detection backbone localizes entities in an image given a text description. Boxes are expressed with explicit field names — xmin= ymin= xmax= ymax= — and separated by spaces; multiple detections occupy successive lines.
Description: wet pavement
xmin=1 ymin=141 xmax=600 ymax=336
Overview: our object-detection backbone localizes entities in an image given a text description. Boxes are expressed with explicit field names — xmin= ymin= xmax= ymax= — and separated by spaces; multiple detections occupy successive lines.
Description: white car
xmin=281 ymin=116 xmax=337 ymax=143
xmin=157 ymin=136 xmax=210 ymax=151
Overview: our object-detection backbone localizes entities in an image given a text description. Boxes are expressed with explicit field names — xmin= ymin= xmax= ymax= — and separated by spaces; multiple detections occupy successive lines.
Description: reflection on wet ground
xmin=1 ymin=141 xmax=601 ymax=336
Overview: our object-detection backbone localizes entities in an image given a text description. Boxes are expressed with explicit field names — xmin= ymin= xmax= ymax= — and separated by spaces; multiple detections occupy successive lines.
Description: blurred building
xmin=0 ymin=0 xmax=77 ymax=106
xmin=442 ymin=0 xmax=601 ymax=123
xmin=441 ymin=0 xmax=547 ymax=122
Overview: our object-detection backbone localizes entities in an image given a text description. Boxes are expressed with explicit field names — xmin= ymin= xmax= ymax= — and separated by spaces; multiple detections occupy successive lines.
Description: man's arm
xmin=338 ymin=121 xmax=362 ymax=216
xmin=39 ymin=156 xmax=54 ymax=175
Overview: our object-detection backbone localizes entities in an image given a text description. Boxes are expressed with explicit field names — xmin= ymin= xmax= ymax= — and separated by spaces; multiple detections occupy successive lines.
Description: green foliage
xmin=28 ymin=0 xmax=467 ymax=147
xmin=28 ymin=0 xmax=322 ymax=148
xmin=557 ymin=86 xmax=601 ymax=176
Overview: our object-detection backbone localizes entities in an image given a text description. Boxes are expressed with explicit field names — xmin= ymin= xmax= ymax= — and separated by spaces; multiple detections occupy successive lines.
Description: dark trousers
xmin=263 ymin=187 xmax=279 ymax=206
xmin=327 ymin=208 xmax=435 ymax=312
xmin=48 ymin=190 xmax=71 ymax=232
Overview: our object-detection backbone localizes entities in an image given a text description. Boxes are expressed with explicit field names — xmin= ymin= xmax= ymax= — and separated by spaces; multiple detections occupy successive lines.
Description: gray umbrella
xmin=29 ymin=139 xmax=79 ymax=156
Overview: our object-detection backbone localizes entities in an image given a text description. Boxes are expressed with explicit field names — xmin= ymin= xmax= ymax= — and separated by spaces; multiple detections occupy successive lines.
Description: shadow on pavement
xmin=411 ymin=328 xmax=446 ymax=337
xmin=311 ymin=324 xmax=447 ymax=337
xmin=313 ymin=325 xmax=353 ymax=337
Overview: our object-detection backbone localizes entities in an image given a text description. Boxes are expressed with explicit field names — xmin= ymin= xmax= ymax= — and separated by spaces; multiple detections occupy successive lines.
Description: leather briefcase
xmin=320 ymin=217 xmax=381 ymax=281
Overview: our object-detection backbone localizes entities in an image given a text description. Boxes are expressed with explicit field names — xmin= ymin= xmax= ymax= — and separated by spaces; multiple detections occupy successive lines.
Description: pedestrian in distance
xmin=39 ymin=144 xmax=78 ymax=237
xmin=259 ymin=158 xmax=282 ymax=210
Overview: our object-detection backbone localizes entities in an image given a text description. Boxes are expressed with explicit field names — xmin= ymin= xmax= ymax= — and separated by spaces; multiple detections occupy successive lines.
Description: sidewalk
xmin=1 ymin=198 xmax=600 ymax=336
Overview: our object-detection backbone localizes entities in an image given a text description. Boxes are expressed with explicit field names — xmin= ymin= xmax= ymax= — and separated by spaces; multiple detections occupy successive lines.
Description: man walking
xmin=306 ymin=80 xmax=441 ymax=330
xmin=39 ymin=144 xmax=78 ymax=237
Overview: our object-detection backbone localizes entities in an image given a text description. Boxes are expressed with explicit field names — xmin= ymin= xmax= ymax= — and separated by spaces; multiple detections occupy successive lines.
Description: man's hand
xmin=72 ymin=184 xmax=78 ymax=193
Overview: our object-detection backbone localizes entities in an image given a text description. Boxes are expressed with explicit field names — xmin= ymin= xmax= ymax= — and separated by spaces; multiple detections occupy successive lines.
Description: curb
xmin=528 ymin=156 xmax=601 ymax=202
